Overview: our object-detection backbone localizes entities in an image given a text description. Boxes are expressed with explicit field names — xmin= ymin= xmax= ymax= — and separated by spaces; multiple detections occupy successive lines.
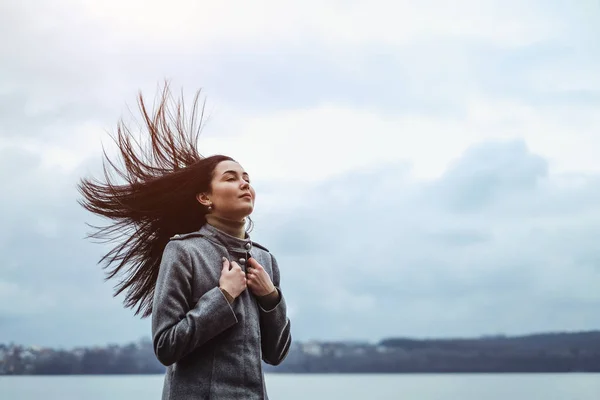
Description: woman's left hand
xmin=246 ymin=258 xmax=276 ymax=297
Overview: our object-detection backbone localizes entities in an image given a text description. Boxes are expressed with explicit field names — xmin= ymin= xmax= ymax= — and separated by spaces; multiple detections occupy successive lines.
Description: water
xmin=0 ymin=373 xmax=598 ymax=399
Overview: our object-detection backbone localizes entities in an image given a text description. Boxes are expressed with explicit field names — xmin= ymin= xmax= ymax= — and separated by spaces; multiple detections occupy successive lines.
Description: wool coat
xmin=151 ymin=223 xmax=292 ymax=399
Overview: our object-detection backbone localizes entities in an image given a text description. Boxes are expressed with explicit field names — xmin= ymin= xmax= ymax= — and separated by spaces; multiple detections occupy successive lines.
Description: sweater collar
xmin=205 ymin=214 xmax=246 ymax=239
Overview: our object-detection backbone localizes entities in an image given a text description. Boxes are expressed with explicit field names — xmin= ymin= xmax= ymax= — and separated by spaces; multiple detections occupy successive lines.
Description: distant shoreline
xmin=2 ymin=331 xmax=599 ymax=375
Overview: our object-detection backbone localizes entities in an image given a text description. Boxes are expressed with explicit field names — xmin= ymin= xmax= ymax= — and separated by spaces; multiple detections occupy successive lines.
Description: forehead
xmin=214 ymin=160 xmax=247 ymax=175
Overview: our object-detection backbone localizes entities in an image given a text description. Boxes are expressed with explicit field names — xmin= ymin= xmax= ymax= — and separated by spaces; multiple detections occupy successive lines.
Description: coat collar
xmin=199 ymin=223 xmax=254 ymax=253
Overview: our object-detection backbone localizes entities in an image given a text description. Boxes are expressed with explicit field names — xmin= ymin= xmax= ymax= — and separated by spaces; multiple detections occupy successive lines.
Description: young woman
xmin=78 ymin=84 xmax=291 ymax=399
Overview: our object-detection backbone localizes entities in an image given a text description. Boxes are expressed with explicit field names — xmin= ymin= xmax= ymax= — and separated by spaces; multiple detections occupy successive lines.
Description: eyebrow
xmin=222 ymin=170 xmax=249 ymax=177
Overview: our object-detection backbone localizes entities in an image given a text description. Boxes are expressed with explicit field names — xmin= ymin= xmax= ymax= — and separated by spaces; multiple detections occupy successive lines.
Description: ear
xmin=196 ymin=193 xmax=211 ymax=207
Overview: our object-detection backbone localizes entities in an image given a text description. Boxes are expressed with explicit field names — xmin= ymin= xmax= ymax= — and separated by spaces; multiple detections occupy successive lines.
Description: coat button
xmin=245 ymin=242 xmax=252 ymax=250
xmin=238 ymin=258 xmax=246 ymax=265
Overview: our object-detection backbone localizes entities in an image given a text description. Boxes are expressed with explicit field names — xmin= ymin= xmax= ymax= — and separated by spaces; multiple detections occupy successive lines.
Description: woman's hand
xmin=219 ymin=258 xmax=247 ymax=299
xmin=246 ymin=258 xmax=276 ymax=297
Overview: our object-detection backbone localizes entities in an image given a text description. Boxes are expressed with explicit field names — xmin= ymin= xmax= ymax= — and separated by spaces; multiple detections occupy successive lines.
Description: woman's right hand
xmin=219 ymin=258 xmax=247 ymax=299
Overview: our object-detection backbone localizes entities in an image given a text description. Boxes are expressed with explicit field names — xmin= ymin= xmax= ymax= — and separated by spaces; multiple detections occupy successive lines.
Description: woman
xmin=78 ymin=84 xmax=291 ymax=399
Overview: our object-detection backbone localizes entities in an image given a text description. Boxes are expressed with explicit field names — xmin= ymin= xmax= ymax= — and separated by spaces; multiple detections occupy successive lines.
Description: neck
xmin=205 ymin=214 xmax=247 ymax=239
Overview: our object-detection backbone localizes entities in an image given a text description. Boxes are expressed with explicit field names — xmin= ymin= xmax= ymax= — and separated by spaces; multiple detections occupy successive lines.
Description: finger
xmin=247 ymin=257 xmax=263 ymax=270
xmin=222 ymin=257 xmax=230 ymax=272
xmin=230 ymin=261 xmax=241 ymax=270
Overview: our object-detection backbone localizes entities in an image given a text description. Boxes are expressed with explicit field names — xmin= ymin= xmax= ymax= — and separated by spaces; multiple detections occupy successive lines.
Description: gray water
xmin=0 ymin=373 xmax=598 ymax=399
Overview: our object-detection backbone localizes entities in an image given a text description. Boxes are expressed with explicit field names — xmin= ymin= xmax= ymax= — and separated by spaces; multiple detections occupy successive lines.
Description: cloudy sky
xmin=1 ymin=0 xmax=599 ymax=348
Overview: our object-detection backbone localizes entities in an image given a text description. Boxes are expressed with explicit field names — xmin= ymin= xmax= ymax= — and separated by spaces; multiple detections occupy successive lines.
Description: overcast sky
xmin=1 ymin=0 xmax=599 ymax=348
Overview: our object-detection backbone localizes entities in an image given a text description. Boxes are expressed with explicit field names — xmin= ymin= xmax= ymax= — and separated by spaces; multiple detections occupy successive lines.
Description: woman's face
xmin=202 ymin=160 xmax=255 ymax=220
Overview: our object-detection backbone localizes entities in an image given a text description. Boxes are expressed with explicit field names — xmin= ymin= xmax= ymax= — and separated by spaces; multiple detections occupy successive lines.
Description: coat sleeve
xmin=152 ymin=240 xmax=238 ymax=366
xmin=259 ymin=253 xmax=292 ymax=365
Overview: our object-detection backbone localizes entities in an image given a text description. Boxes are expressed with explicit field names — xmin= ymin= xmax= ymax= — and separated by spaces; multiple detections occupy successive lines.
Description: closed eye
xmin=222 ymin=170 xmax=251 ymax=183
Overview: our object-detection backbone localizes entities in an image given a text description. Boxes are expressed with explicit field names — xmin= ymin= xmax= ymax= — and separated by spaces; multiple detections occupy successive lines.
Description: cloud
xmin=431 ymin=140 xmax=548 ymax=211
xmin=251 ymin=140 xmax=600 ymax=341
xmin=2 ymin=0 xmax=598 ymax=180
xmin=67 ymin=0 xmax=559 ymax=48
xmin=0 ymin=145 xmax=149 ymax=346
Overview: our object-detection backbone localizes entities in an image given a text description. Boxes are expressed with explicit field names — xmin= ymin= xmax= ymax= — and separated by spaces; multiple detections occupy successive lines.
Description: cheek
xmin=214 ymin=184 xmax=241 ymax=204
xmin=211 ymin=183 xmax=232 ymax=201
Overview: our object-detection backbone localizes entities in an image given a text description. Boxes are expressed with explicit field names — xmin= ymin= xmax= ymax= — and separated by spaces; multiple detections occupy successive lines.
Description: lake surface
xmin=0 ymin=373 xmax=598 ymax=399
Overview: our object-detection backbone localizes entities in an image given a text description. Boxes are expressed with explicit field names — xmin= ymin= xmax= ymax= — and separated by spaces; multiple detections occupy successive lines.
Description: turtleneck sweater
xmin=205 ymin=214 xmax=279 ymax=309
xmin=205 ymin=214 xmax=247 ymax=239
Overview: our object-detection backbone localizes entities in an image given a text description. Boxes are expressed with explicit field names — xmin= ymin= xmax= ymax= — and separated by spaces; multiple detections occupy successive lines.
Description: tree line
xmin=2 ymin=331 xmax=599 ymax=375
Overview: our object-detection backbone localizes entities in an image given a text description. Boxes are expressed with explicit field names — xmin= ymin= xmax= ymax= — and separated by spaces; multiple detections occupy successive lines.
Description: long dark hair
xmin=78 ymin=83 xmax=233 ymax=318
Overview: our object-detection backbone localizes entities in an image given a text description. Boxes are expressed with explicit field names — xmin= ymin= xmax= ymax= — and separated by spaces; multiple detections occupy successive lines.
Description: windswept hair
xmin=78 ymin=83 xmax=233 ymax=318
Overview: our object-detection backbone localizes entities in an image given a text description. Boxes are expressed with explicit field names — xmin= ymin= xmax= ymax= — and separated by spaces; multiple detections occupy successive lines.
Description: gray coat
xmin=151 ymin=223 xmax=292 ymax=399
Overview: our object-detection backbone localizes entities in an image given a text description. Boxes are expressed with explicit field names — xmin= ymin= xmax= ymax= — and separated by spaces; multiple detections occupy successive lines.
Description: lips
xmin=240 ymin=193 xmax=252 ymax=199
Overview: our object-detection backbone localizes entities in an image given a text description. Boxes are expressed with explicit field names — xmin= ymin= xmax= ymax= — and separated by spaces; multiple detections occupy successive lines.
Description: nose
xmin=240 ymin=180 xmax=250 ymax=190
